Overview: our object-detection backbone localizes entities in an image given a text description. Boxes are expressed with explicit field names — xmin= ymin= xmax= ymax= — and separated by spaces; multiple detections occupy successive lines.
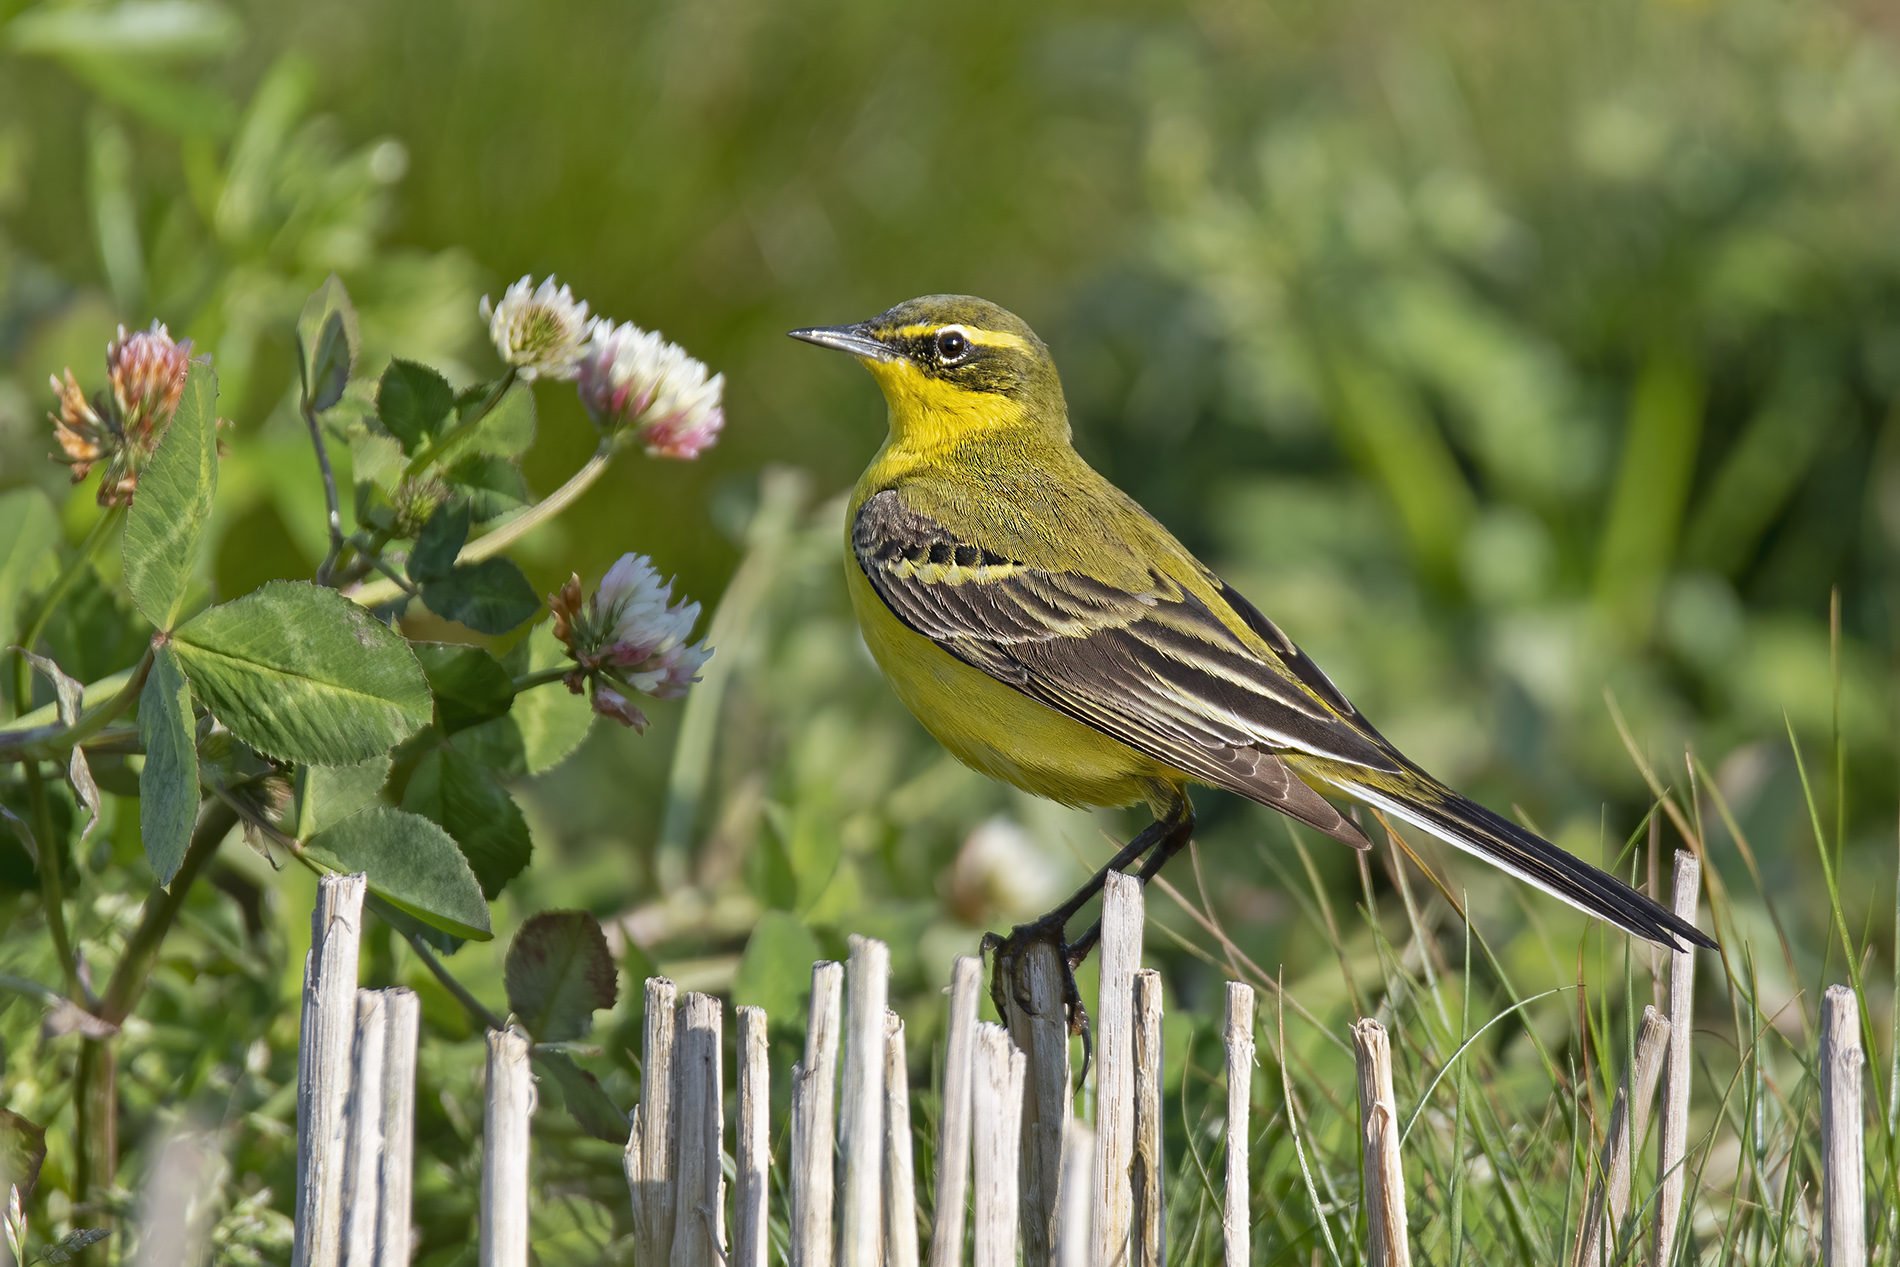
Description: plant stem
xmin=349 ymin=443 xmax=613 ymax=609
xmin=405 ymin=930 xmax=505 ymax=1031
xmin=98 ymin=800 xmax=238 ymax=1024
xmin=1 ymin=645 xmax=156 ymax=763
xmin=400 ymin=367 xmax=517 ymax=482
xmin=511 ymin=666 xmax=571 ymax=692
xmin=306 ymin=404 xmax=346 ymax=585
xmin=9 ymin=504 xmax=126 ymax=719
xmin=23 ymin=762 xmax=77 ymax=997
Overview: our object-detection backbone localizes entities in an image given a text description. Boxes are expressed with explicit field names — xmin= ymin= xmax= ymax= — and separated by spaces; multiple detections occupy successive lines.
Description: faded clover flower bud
xmin=48 ymin=321 xmax=194 ymax=507
xmin=478 ymin=274 xmax=595 ymax=381
xmin=547 ymin=553 xmax=714 ymax=731
xmin=576 ymin=320 xmax=725 ymax=459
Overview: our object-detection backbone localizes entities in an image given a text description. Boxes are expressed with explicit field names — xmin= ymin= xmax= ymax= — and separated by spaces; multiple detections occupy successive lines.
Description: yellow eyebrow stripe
xmin=891 ymin=323 xmax=1033 ymax=353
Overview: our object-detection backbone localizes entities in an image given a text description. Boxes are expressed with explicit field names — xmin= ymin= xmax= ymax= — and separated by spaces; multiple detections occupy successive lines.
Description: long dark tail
xmin=1308 ymin=765 xmax=1715 ymax=953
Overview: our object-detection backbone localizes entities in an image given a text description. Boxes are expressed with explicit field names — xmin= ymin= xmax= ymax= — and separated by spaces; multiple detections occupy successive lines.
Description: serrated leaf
xmin=170 ymin=581 xmax=430 ymax=765
xmin=296 ymin=754 xmax=392 ymax=840
xmin=401 ymin=743 xmax=531 ymax=898
xmin=377 ymin=359 xmax=455 ymax=454
xmin=532 ymin=1050 xmax=627 ymax=1143
xmin=408 ymin=502 xmax=469 ymax=583
xmin=443 ymin=455 xmax=529 ymax=521
xmin=123 ymin=361 xmax=218 ymax=630
xmin=138 ymin=645 xmax=198 ymax=883
xmin=504 ymin=910 xmax=617 ymax=1042
xmin=410 ymin=642 xmax=515 ymax=734
xmin=0 ymin=489 xmax=59 ymax=651
xmin=297 ymin=276 xmax=358 ymax=414
xmin=421 ymin=558 xmax=539 ymax=636
xmin=452 ymin=381 xmax=536 ymax=459
xmin=303 ymin=806 xmax=491 ymax=940
xmin=513 ymin=620 xmax=592 ymax=775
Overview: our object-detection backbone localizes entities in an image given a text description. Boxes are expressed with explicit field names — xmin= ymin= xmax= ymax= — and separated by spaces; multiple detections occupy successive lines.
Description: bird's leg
xmin=980 ymin=797 xmax=1195 ymax=1074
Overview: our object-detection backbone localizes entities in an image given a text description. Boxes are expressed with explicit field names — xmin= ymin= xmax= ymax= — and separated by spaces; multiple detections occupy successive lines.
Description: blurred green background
xmin=4 ymin=0 xmax=1900 ymax=1256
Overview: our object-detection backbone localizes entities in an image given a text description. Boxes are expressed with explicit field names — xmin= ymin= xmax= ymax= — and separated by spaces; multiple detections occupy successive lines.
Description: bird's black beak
xmin=787 ymin=322 xmax=895 ymax=362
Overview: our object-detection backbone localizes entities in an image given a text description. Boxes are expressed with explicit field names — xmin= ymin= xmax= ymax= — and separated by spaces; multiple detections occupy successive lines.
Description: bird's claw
xmin=981 ymin=916 xmax=1096 ymax=1082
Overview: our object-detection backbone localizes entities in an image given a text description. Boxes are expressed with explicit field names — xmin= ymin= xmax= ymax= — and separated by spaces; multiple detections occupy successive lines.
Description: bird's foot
xmin=982 ymin=912 xmax=1094 ymax=1079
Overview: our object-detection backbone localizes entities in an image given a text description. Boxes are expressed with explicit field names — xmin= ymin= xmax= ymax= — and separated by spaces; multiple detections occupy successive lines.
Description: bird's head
xmin=790 ymin=295 xmax=1068 ymax=448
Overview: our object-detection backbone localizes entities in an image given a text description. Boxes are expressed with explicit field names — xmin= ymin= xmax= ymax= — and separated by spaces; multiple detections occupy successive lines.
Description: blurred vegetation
xmin=3 ymin=0 xmax=1900 ymax=1261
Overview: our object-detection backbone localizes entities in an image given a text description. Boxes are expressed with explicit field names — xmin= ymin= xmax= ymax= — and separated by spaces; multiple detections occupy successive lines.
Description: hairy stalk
xmin=99 ymin=799 xmax=239 ymax=1024
xmin=23 ymin=763 xmax=77 ymax=997
xmin=8 ymin=505 xmax=126 ymax=719
xmin=350 ymin=442 xmax=612 ymax=609
xmin=0 ymin=645 xmax=157 ymax=764
xmin=511 ymin=665 xmax=570 ymax=692
xmin=405 ymin=930 xmax=505 ymax=1031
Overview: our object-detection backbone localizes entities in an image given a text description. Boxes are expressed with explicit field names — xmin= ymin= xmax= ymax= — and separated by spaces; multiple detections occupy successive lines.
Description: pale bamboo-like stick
xmin=671 ymin=993 xmax=726 ymax=1267
xmin=884 ymin=1012 xmax=921 ymax=1267
xmin=133 ymin=1127 xmax=216 ymax=1267
xmin=629 ymin=978 xmax=680 ymax=1267
xmin=341 ymin=990 xmax=388 ymax=1266
xmin=1002 ymin=937 xmax=1070 ymax=1265
xmin=294 ymin=872 xmax=367 ymax=1267
xmin=972 ymin=1023 xmax=1027 ymax=1267
xmin=1054 ymin=1120 xmax=1096 ymax=1267
xmin=736 ymin=1005 xmax=771 ymax=1267
xmin=1093 ymin=872 xmax=1144 ymax=1267
xmin=377 ymin=988 xmax=420 ymax=1267
xmin=930 ymin=956 xmax=983 ymax=1267
xmin=1223 ymin=982 xmax=1256 ymax=1267
xmin=1130 ymin=969 xmax=1165 ymax=1267
xmin=1821 ymin=984 xmax=1866 ymax=1267
xmin=842 ymin=938 xmax=890 ymax=1267
xmin=1653 ymin=850 xmax=1701 ymax=1266
xmin=793 ymin=961 xmax=846 ymax=1267
xmin=480 ymin=1024 xmax=534 ymax=1267
xmin=1352 ymin=1019 xmax=1410 ymax=1267
xmin=1573 ymin=1006 xmax=1670 ymax=1267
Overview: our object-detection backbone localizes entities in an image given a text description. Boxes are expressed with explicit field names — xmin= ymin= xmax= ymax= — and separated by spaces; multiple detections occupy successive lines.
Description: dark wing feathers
xmin=852 ymin=490 xmax=1385 ymax=847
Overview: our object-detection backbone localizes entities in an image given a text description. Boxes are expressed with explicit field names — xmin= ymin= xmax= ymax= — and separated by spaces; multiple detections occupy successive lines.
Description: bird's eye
xmin=936 ymin=328 xmax=970 ymax=363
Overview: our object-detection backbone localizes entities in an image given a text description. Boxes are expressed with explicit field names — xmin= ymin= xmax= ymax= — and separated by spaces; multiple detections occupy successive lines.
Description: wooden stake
xmin=884 ymin=1012 xmax=921 ymax=1267
xmin=1653 ymin=850 xmax=1701 ymax=1266
xmin=1351 ymin=1019 xmax=1410 ymax=1267
xmin=341 ymin=990 xmax=388 ymax=1266
xmin=629 ymin=977 xmax=680 ymax=1267
xmin=1821 ymin=984 xmax=1866 ymax=1267
xmin=793 ymin=961 xmax=845 ymax=1267
xmin=1054 ymin=1120 xmax=1095 ymax=1267
xmin=377 ymin=988 xmax=420 ymax=1267
xmin=1573 ymin=1006 xmax=1670 ymax=1267
xmin=1130 ymin=969 xmax=1165 ymax=1267
xmin=293 ymin=871 xmax=366 ymax=1267
xmin=841 ymin=938 xmax=890 ymax=1267
xmin=1223 ymin=982 xmax=1256 ymax=1267
xmin=671 ymin=993 xmax=726 ymax=1267
xmin=480 ymin=1024 xmax=534 ymax=1267
xmin=735 ymin=1005 xmax=771 ymax=1267
xmin=1093 ymin=871 xmax=1143 ymax=1267
xmin=972 ymin=1023 xmax=1026 ymax=1267
xmin=930 ymin=955 xmax=982 ymax=1267
xmin=1002 ymin=937 xmax=1070 ymax=1265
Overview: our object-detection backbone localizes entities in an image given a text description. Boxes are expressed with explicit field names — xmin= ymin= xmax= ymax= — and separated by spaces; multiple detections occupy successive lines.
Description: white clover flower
xmin=576 ymin=320 xmax=725 ymax=458
xmin=546 ymin=553 xmax=714 ymax=730
xmin=479 ymin=275 xmax=595 ymax=381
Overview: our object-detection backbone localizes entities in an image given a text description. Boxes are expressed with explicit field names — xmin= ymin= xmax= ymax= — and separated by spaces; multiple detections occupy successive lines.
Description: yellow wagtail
xmin=792 ymin=295 xmax=1712 ymax=1023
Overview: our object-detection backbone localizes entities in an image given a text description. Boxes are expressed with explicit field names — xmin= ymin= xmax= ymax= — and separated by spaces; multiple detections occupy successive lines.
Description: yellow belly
xmin=846 ymin=561 xmax=1180 ymax=809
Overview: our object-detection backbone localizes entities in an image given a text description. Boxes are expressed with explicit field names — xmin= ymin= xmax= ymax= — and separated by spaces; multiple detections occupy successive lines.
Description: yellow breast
xmin=844 ymin=555 xmax=1179 ymax=811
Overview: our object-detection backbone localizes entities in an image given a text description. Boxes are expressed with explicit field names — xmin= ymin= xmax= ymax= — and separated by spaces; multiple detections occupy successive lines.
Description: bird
xmin=790 ymin=294 xmax=1715 ymax=1027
